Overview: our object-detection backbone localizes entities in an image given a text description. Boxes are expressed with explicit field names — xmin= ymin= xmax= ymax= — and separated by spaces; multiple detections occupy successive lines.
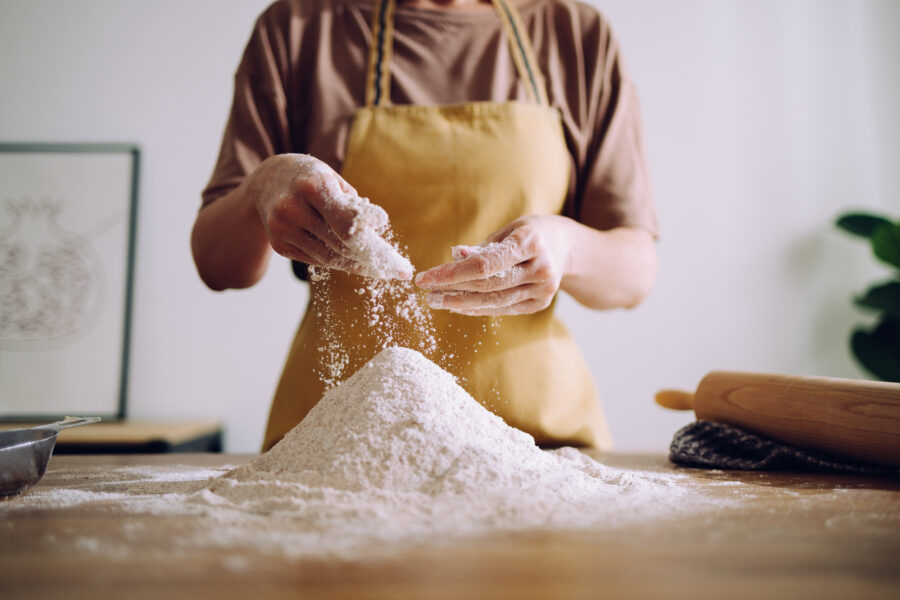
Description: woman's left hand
xmin=415 ymin=215 xmax=572 ymax=316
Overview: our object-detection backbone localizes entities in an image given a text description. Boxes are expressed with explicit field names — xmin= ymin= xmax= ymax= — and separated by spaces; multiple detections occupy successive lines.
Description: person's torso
xmin=265 ymin=0 xmax=605 ymax=211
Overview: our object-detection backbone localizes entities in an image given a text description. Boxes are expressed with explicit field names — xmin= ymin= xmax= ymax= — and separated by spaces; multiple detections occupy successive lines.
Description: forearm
xmin=417 ymin=214 xmax=657 ymax=316
xmin=559 ymin=220 xmax=658 ymax=310
xmin=191 ymin=177 xmax=273 ymax=291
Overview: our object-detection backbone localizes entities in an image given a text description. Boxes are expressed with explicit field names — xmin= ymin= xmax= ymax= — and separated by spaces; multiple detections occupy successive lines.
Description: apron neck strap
xmin=365 ymin=0 xmax=548 ymax=107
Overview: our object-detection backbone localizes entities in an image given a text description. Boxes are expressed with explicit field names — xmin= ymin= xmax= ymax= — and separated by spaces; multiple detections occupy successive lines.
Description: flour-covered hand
xmin=415 ymin=215 xmax=572 ymax=316
xmin=250 ymin=154 xmax=412 ymax=280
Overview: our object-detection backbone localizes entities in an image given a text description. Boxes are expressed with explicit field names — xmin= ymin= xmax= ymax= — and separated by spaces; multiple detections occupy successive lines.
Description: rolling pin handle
xmin=654 ymin=390 xmax=695 ymax=411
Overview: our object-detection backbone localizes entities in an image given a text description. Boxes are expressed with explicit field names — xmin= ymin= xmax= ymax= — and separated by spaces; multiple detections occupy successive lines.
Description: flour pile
xmin=192 ymin=347 xmax=693 ymax=554
xmin=2 ymin=347 xmax=717 ymax=559
xmin=221 ymin=347 xmax=636 ymax=500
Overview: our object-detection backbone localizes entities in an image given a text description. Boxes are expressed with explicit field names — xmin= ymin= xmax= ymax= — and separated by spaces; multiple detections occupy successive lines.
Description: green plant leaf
xmin=854 ymin=280 xmax=900 ymax=319
xmin=836 ymin=212 xmax=892 ymax=238
xmin=871 ymin=222 xmax=900 ymax=269
xmin=850 ymin=317 xmax=900 ymax=382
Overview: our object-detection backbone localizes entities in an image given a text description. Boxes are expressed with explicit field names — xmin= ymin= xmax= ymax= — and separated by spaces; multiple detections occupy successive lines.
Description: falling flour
xmin=0 ymin=165 xmax=723 ymax=559
xmin=300 ymin=154 xmax=438 ymax=386
xmin=1 ymin=347 xmax=735 ymax=560
xmin=311 ymin=268 xmax=439 ymax=388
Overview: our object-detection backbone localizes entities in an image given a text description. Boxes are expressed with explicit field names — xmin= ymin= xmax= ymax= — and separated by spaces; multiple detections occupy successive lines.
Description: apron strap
xmin=492 ymin=0 xmax=548 ymax=106
xmin=364 ymin=0 xmax=548 ymax=107
xmin=365 ymin=0 xmax=397 ymax=107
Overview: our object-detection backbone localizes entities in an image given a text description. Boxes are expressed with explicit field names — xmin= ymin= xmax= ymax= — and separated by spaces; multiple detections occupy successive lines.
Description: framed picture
xmin=0 ymin=143 xmax=139 ymax=422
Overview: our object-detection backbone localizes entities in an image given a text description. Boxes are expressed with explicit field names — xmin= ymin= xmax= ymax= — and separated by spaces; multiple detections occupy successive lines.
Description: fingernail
xmin=425 ymin=292 xmax=444 ymax=308
xmin=451 ymin=245 xmax=473 ymax=261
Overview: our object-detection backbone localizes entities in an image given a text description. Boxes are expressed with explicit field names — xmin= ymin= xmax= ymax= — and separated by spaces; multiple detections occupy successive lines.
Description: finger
xmin=337 ymin=176 xmax=358 ymax=196
xmin=421 ymin=265 xmax=527 ymax=292
xmin=483 ymin=221 xmax=519 ymax=245
xmin=265 ymin=196 xmax=357 ymax=263
xmin=289 ymin=155 xmax=390 ymax=246
xmin=419 ymin=251 xmax=557 ymax=292
xmin=308 ymin=175 xmax=393 ymax=248
xmin=300 ymin=175 xmax=360 ymax=241
xmin=273 ymin=230 xmax=362 ymax=274
xmin=301 ymin=201 xmax=356 ymax=256
xmin=451 ymin=244 xmax=479 ymax=261
xmin=454 ymin=297 xmax=549 ymax=317
xmin=425 ymin=284 xmax=536 ymax=311
xmin=416 ymin=239 xmax=528 ymax=288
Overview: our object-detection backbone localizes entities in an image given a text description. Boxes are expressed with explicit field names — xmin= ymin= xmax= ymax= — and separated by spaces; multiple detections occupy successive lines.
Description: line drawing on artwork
xmin=0 ymin=196 xmax=118 ymax=352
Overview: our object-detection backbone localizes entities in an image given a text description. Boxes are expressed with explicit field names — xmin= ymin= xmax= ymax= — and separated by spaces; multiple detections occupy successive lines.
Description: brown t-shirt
xmin=203 ymin=0 xmax=657 ymax=236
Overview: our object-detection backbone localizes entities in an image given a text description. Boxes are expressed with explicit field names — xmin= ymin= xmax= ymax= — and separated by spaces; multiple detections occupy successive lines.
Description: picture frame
xmin=0 ymin=143 xmax=140 ymax=422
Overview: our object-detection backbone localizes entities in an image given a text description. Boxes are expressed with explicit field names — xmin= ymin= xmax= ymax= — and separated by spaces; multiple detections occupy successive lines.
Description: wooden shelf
xmin=0 ymin=420 xmax=223 ymax=453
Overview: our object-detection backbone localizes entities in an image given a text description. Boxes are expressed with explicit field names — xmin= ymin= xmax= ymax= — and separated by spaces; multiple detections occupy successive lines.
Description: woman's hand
xmin=415 ymin=216 xmax=658 ymax=315
xmin=415 ymin=215 xmax=572 ymax=316
xmin=192 ymin=154 xmax=411 ymax=290
xmin=249 ymin=154 xmax=411 ymax=279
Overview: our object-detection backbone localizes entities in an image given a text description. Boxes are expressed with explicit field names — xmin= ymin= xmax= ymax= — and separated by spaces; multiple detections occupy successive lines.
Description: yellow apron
xmin=264 ymin=0 xmax=612 ymax=451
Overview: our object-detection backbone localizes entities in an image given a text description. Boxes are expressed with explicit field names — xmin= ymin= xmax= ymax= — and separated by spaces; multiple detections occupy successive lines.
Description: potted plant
xmin=835 ymin=211 xmax=900 ymax=382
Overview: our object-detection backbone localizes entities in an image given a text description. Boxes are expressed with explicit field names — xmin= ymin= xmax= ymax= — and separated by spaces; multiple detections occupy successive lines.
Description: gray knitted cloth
xmin=669 ymin=421 xmax=897 ymax=476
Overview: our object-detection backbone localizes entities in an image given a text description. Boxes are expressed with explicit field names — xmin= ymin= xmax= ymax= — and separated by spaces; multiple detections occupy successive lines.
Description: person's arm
xmin=191 ymin=174 xmax=273 ymax=291
xmin=414 ymin=214 xmax=657 ymax=316
xmin=191 ymin=154 xmax=411 ymax=291
xmin=556 ymin=220 xmax=657 ymax=310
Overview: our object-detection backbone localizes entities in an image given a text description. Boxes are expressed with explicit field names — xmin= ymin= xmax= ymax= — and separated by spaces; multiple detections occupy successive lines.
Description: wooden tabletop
xmin=1 ymin=453 xmax=898 ymax=600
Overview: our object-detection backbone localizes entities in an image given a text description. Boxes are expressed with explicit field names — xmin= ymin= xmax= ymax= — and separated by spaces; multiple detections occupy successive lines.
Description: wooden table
xmin=1 ymin=453 xmax=898 ymax=599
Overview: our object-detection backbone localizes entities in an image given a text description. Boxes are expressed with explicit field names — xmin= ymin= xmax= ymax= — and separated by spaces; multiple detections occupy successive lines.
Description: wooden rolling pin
xmin=656 ymin=371 xmax=900 ymax=467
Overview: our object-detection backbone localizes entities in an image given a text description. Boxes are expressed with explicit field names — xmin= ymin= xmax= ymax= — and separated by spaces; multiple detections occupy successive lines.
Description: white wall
xmin=0 ymin=0 xmax=897 ymax=452
xmin=588 ymin=0 xmax=900 ymax=448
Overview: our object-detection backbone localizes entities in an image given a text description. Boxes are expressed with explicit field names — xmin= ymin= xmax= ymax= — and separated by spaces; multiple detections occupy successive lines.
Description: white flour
xmin=1 ymin=347 xmax=727 ymax=560
xmin=304 ymin=156 xmax=413 ymax=281
xmin=342 ymin=202 xmax=413 ymax=281
xmin=304 ymin=154 xmax=437 ymax=386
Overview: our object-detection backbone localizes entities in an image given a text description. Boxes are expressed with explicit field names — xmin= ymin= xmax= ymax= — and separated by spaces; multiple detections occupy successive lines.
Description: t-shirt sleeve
xmin=575 ymin=14 xmax=658 ymax=237
xmin=201 ymin=5 xmax=294 ymax=207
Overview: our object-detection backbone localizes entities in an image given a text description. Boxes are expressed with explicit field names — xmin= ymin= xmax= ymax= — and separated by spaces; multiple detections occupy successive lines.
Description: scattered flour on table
xmin=1 ymin=347 xmax=729 ymax=559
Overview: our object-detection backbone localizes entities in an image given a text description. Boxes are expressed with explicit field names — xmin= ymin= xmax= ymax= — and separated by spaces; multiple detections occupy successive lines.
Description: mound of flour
xmin=195 ymin=347 xmax=693 ymax=553
xmin=3 ymin=347 xmax=718 ymax=560
xmin=229 ymin=345 xmax=553 ymax=494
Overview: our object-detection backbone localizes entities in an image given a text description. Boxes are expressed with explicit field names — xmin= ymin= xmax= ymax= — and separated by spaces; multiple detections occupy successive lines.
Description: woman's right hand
xmin=248 ymin=154 xmax=411 ymax=279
